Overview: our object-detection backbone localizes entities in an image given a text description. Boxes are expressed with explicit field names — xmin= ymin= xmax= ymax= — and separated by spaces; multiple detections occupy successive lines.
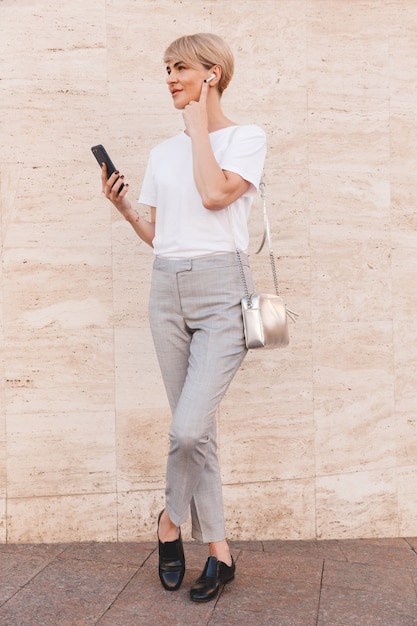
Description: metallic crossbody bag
xmin=232 ymin=182 xmax=298 ymax=350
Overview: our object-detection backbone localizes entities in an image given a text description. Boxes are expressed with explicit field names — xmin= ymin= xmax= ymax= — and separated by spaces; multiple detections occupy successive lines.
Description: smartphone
xmin=91 ymin=144 xmax=124 ymax=192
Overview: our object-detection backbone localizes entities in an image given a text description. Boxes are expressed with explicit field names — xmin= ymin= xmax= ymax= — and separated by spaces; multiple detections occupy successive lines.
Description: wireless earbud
xmin=206 ymin=73 xmax=216 ymax=83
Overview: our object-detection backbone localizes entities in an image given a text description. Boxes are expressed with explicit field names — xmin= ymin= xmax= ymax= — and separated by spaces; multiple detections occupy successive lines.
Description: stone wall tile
xmin=114 ymin=327 xmax=166 ymax=411
xmin=4 ymin=329 xmax=114 ymax=414
xmin=6 ymin=411 xmax=116 ymax=498
xmin=117 ymin=488 xmax=165 ymax=542
xmin=308 ymin=93 xmax=390 ymax=175
xmin=0 ymin=82 xmax=109 ymax=165
xmin=391 ymin=180 xmax=417 ymax=249
xmin=2 ymin=167 xmax=111 ymax=249
xmin=389 ymin=2 xmax=417 ymax=103
xmin=307 ymin=0 xmax=390 ymax=96
xmin=397 ymin=465 xmax=417 ymax=536
xmin=2 ymin=247 xmax=112 ymax=330
xmin=311 ymin=239 xmax=392 ymax=324
xmin=111 ymin=222 xmax=153 ymax=326
xmin=0 ymin=426 xmax=5 ymax=499
xmin=224 ymin=479 xmax=316 ymax=541
xmin=116 ymin=409 xmax=168 ymax=493
xmin=105 ymin=0 xmax=211 ymax=83
xmin=7 ymin=493 xmax=118 ymax=543
xmin=313 ymin=322 xmax=394 ymax=475
xmin=309 ymin=171 xmax=391 ymax=239
xmin=392 ymin=248 xmax=417 ymax=321
xmin=226 ymin=319 xmax=312 ymax=412
xmin=394 ymin=320 xmax=417 ymax=466
xmin=316 ymin=468 xmax=398 ymax=539
xmin=220 ymin=404 xmax=315 ymax=483
xmin=0 ymin=1 xmax=106 ymax=82
xmin=254 ymin=169 xmax=310 ymax=257
xmin=390 ymin=102 xmax=417 ymax=180
xmin=211 ymin=0 xmax=307 ymax=93
xmin=0 ymin=499 xmax=5 ymax=543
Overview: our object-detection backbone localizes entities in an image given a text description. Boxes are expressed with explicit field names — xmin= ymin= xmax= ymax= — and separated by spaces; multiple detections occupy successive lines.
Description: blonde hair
xmin=164 ymin=33 xmax=234 ymax=95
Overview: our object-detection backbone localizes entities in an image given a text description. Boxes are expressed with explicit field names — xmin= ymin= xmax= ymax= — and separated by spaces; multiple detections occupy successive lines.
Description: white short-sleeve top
xmin=138 ymin=124 xmax=267 ymax=258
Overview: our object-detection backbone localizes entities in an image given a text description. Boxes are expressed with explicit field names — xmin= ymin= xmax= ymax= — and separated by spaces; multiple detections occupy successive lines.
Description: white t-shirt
xmin=138 ymin=124 xmax=266 ymax=258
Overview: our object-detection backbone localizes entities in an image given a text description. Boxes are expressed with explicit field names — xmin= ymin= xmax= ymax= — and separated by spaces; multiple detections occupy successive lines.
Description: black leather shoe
xmin=190 ymin=556 xmax=235 ymax=602
xmin=157 ymin=510 xmax=185 ymax=591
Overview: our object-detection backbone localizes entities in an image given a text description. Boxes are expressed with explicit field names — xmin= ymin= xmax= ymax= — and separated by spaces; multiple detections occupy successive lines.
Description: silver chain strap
xmin=254 ymin=181 xmax=279 ymax=295
xmin=236 ymin=248 xmax=251 ymax=304
xmin=269 ymin=250 xmax=279 ymax=296
xmin=230 ymin=181 xmax=298 ymax=322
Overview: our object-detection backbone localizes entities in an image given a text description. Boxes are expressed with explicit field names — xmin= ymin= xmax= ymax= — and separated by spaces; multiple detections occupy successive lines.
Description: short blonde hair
xmin=164 ymin=33 xmax=234 ymax=95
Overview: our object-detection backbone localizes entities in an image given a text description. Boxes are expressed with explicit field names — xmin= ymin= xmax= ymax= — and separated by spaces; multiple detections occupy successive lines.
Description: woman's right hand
xmin=101 ymin=162 xmax=133 ymax=217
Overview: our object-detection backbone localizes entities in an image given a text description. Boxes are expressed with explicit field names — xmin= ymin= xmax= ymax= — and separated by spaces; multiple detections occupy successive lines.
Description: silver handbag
xmin=241 ymin=292 xmax=289 ymax=349
xmin=233 ymin=182 xmax=297 ymax=350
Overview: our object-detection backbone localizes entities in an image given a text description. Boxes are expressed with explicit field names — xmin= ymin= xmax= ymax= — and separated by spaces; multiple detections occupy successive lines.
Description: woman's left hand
xmin=183 ymin=80 xmax=209 ymax=136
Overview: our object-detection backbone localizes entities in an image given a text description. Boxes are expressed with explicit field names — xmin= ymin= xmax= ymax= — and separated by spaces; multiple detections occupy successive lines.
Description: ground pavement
xmin=1 ymin=537 xmax=417 ymax=625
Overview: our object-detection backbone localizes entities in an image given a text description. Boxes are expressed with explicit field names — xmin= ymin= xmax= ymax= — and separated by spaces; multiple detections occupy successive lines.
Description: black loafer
xmin=190 ymin=556 xmax=235 ymax=602
xmin=157 ymin=510 xmax=185 ymax=591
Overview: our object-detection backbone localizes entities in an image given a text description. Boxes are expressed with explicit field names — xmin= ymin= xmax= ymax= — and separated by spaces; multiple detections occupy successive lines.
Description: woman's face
xmin=166 ymin=60 xmax=211 ymax=109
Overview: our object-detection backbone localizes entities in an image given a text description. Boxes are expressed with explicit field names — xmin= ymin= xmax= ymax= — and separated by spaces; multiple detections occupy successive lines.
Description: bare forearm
xmin=190 ymin=130 xmax=251 ymax=210
xmin=101 ymin=164 xmax=155 ymax=247
xmin=123 ymin=206 xmax=155 ymax=247
xmin=190 ymin=133 xmax=229 ymax=210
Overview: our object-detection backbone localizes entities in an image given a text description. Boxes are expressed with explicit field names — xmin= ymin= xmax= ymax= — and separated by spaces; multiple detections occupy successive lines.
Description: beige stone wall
xmin=0 ymin=0 xmax=416 ymax=543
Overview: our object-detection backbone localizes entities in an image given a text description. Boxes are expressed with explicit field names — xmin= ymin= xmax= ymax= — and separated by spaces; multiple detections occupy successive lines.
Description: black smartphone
xmin=91 ymin=144 xmax=124 ymax=192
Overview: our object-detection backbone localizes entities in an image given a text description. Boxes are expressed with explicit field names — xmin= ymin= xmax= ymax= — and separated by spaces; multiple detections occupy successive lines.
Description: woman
xmin=102 ymin=33 xmax=266 ymax=602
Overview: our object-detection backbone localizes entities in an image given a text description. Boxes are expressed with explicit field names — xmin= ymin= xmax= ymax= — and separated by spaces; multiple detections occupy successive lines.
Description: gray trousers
xmin=149 ymin=252 xmax=252 ymax=543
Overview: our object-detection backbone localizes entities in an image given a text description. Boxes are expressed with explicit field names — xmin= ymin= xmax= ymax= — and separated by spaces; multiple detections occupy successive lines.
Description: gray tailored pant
xmin=149 ymin=251 xmax=252 ymax=543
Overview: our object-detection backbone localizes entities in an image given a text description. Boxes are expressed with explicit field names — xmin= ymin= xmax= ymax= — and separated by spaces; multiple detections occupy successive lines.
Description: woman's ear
xmin=207 ymin=65 xmax=222 ymax=85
